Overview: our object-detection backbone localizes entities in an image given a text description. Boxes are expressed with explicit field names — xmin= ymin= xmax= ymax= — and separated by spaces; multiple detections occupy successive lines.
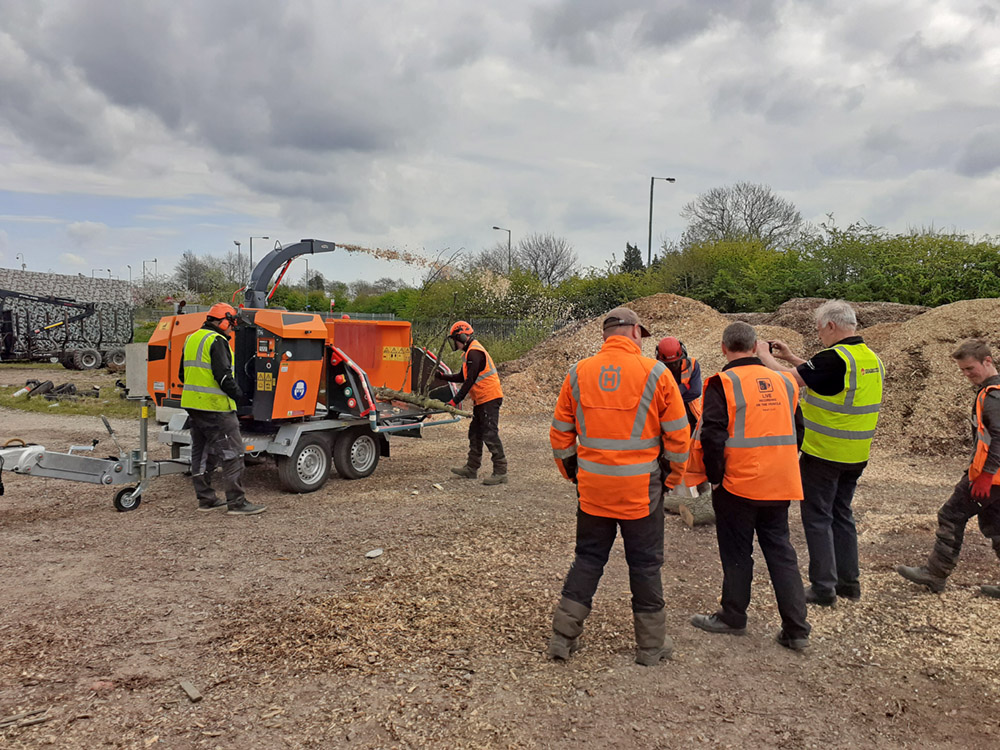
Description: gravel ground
xmin=2 ymin=367 xmax=1000 ymax=748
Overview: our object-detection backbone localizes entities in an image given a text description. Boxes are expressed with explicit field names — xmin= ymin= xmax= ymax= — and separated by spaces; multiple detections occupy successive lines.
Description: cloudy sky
xmin=1 ymin=0 xmax=998 ymax=287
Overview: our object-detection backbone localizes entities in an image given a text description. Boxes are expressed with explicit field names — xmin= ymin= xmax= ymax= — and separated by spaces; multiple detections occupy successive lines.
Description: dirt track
xmin=2 ymin=370 xmax=1000 ymax=748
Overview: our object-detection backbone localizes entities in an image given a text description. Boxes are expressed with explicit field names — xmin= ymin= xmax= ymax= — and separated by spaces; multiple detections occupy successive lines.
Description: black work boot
xmin=896 ymin=565 xmax=946 ymax=593
xmin=482 ymin=473 xmax=508 ymax=486
xmin=547 ymin=597 xmax=590 ymax=661
xmin=634 ymin=609 xmax=672 ymax=666
xmin=805 ymin=587 xmax=837 ymax=607
xmin=690 ymin=613 xmax=746 ymax=635
xmin=980 ymin=585 xmax=1000 ymax=599
xmin=451 ymin=465 xmax=478 ymax=479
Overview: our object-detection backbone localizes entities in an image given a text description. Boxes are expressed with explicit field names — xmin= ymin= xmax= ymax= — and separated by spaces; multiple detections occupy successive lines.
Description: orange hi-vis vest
xmin=463 ymin=340 xmax=503 ymax=405
xmin=549 ymin=336 xmax=691 ymax=520
xmin=969 ymin=384 xmax=1000 ymax=484
xmin=712 ymin=364 xmax=803 ymax=501
xmin=682 ymin=396 xmax=708 ymax=488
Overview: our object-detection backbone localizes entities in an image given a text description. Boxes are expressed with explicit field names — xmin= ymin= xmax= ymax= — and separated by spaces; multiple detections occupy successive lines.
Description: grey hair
xmin=815 ymin=299 xmax=857 ymax=330
xmin=722 ymin=321 xmax=757 ymax=353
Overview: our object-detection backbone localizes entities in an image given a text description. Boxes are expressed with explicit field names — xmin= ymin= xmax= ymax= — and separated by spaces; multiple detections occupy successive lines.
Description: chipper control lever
xmin=101 ymin=415 xmax=125 ymax=454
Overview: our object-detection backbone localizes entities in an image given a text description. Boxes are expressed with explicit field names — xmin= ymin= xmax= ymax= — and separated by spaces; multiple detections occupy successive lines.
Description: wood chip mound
xmin=500 ymin=293 xmax=802 ymax=413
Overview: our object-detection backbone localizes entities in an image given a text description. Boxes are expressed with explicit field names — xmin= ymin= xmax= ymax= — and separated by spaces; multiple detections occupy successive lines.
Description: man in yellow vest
xmin=897 ymin=339 xmax=1000 ymax=597
xmin=690 ymin=322 xmax=810 ymax=651
xmin=179 ymin=303 xmax=265 ymax=516
xmin=757 ymin=300 xmax=883 ymax=605
xmin=437 ymin=321 xmax=507 ymax=485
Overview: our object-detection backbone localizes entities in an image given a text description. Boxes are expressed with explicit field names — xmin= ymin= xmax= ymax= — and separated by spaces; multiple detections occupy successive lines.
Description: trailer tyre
xmin=276 ymin=434 xmax=332 ymax=493
xmin=73 ymin=348 xmax=102 ymax=370
xmin=113 ymin=486 xmax=142 ymax=512
xmin=105 ymin=348 xmax=127 ymax=371
xmin=333 ymin=427 xmax=380 ymax=480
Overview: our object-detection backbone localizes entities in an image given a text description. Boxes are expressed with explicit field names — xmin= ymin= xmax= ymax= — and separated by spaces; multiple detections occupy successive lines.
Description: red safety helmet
xmin=207 ymin=302 xmax=238 ymax=331
xmin=448 ymin=320 xmax=474 ymax=350
xmin=656 ymin=336 xmax=686 ymax=363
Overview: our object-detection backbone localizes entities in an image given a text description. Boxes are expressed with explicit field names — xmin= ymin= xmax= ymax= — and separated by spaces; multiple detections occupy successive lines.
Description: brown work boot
xmin=897 ymin=565 xmax=946 ymax=593
xmin=634 ymin=609 xmax=672 ymax=666
xmin=980 ymin=585 xmax=1000 ymax=599
xmin=482 ymin=473 xmax=508 ymax=486
xmin=451 ymin=465 xmax=478 ymax=479
xmin=547 ymin=597 xmax=590 ymax=661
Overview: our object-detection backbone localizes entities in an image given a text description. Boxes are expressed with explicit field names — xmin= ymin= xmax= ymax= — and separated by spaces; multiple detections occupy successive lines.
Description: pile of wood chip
xmin=500 ymin=293 xmax=802 ymax=413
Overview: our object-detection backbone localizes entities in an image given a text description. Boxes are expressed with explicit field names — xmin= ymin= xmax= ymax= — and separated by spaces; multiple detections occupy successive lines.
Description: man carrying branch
xmin=438 ymin=321 xmax=508 ymax=486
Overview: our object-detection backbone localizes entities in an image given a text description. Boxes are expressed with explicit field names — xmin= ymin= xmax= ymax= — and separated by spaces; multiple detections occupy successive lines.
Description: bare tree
xmin=680 ymin=182 xmax=806 ymax=249
xmin=517 ymin=233 xmax=578 ymax=286
xmin=469 ymin=242 xmax=516 ymax=276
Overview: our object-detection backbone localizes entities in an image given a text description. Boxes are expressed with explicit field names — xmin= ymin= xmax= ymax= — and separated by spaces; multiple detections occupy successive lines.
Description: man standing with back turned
xmin=757 ymin=299 xmax=884 ymax=605
xmin=180 ymin=303 xmax=266 ymax=516
xmin=547 ymin=307 xmax=690 ymax=666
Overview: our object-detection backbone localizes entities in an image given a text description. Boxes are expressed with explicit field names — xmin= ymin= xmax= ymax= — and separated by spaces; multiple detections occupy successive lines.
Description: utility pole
xmin=647 ymin=176 xmax=677 ymax=266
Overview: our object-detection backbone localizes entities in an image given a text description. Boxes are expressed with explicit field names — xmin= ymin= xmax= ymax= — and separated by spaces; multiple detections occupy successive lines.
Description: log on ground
xmin=679 ymin=488 xmax=714 ymax=527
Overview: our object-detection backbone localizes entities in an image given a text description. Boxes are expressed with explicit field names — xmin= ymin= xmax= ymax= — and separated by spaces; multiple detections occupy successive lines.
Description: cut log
xmin=665 ymin=484 xmax=696 ymax=515
xmin=373 ymin=388 xmax=472 ymax=418
xmin=679 ymin=488 xmax=715 ymax=527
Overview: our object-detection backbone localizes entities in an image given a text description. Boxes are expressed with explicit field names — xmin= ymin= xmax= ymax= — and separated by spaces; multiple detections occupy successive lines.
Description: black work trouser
xmin=712 ymin=487 xmax=810 ymax=639
xmin=927 ymin=475 xmax=1000 ymax=579
xmin=187 ymin=409 xmax=247 ymax=508
xmin=800 ymin=453 xmax=865 ymax=598
xmin=561 ymin=496 xmax=665 ymax=613
xmin=466 ymin=397 xmax=506 ymax=474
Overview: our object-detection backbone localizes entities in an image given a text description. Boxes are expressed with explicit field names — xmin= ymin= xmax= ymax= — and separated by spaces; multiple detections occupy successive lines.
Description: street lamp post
xmin=233 ymin=240 xmax=242 ymax=283
xmin=492 ymin=225 xmax=512 ymax=274
xmin=15 ymin=253 xmax=25 ymax=271
xmin=647 ymin=176 xmax=677 ymax=266
xmin=142 ymin=259 xmax=157 ymax=288
xmin=249 ymin=235 xmax=269 ymax=279
xmin=126 ymin=264 xmax=132 ymax=286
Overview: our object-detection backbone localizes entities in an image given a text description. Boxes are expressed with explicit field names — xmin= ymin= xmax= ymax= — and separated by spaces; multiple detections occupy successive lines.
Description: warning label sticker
xmin=382 ymin=346 xmax=411 ymax=362
xmin=257 ymin=372 xmax=275 ymax=392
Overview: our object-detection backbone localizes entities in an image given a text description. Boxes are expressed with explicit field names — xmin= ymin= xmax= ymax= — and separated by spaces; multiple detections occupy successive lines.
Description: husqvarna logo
xmin=599 ymin=365 xmax=621 ymax=391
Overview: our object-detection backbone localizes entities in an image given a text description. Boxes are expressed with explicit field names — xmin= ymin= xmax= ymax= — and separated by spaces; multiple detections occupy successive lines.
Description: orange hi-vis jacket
xmin=710 ymin=364 xmax=803 ymax=501
xmin=680 ymin=358 xmax=703 ymax=423
xmin=969 ymin=383 xmax=1000 ymax=484
xmin=549 ymin=336 xmax=691 ymax=520
xmin=682 ymin=396 xmax=708 ymax=488
xmin=464 ymin=340 xmax=503 ymax=405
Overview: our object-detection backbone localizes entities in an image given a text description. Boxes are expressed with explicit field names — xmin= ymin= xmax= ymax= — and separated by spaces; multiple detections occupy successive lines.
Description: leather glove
xmin=972 ymin=472 xmax=995 ymax=502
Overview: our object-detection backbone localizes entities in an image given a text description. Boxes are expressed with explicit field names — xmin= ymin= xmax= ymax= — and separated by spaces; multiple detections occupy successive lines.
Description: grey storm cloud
xmin=2 ymin=0 xmax=455 ymax=168
xmin=955 ymin=127 xmax=1000 ymax=177
xmin=533 ymin=0 xmax=781 ymax=63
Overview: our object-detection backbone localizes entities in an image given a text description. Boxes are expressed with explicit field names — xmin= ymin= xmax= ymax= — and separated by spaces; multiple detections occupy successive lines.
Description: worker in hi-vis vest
xmin=437 ymin=320 xmax=507 ymax=486
xmin=897 ymin=338 xmax=1000 ymax=598
xmin=179 ymin=303 xmax=265 ymax=516
xmin=757 ymin=299 xmax=883 ymax=606
xmin=548 ymin=306 xmax=690 ymax=667
xmin=689 ymin=322 xmax=810 ymax=652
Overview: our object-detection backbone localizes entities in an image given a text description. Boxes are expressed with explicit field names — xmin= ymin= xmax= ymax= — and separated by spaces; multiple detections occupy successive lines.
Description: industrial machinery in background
xmin=0 ymin=239 xmax=461 ymax=510
xmin=0 ymin=288 xmax=132 ymax=370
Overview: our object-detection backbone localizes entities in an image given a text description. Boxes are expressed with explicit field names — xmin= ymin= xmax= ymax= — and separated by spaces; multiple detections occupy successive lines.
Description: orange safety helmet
xmin=207 ymin=302 xmax=238 ymax=331
xmin=656 ymin=336 xmax=686 ymax=363
xmin=448 ymin=320 xmax=475 ymax=350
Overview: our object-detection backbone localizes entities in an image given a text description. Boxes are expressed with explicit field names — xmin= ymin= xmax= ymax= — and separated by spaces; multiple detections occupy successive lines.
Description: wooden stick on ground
xmin=374 ymin=388 xmax=472 ymax=418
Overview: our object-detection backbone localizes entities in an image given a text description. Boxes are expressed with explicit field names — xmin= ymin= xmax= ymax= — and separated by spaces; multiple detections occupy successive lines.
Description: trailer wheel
xmin=276 ymin=434 xmax=331 ymax=493
xmin=73 ymin=348 xmax=102 ymax=370
xmin=113 ymin=486 xmax=141 ymax=512
xmin=105 ymin=348 xmax=127 ymax=371
xmin=333 ymin=427 xmax=380 ymax=480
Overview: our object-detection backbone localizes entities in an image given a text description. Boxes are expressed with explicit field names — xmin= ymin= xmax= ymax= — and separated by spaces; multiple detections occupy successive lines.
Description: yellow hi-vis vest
xmin=801 ymin=342 xmax=884 ymax=464
xmin=180 ymin=328 xmax=236 ymax=412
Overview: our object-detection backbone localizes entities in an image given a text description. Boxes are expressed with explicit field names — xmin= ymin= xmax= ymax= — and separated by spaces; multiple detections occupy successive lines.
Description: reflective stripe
xmin=551 ymin=418 xmax=575 ymax=432
xmin=182 ymin=384 xmax=229 ymax=397
xmin=660 ymin=416 xmax=689 ymax=433
xmin=569 ymin=364 xmax=586 ymax=438
xmin=580 ymin=436 xmax=661 ymax=451
xmin=630 ymin=362 xmax=667 ymax=438
xmin=662 ymin=450 xmax=690 ymax=463
xmin=803 ymin=418 xmax=876 ymax=440
xmin=835 ymin=345 xmax=859 ymax=407
xmin=727 ymin=434 xmax=798 ymax=448
xmin=475 ymin=366 xmax=497 ymax=383
xmin=183 ymin=360 xmax=212 ymax=370
xmin=578 ymin=458 xmax=660 ymax=477
xmin=804 ymin=393 xmax=881 ymax=415
xmin=553 ymin=446 xmax=577 ymax=459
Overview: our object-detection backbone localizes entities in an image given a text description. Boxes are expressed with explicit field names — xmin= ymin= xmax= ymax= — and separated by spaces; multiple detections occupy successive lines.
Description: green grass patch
xmin=134 ymin=321 xmax=158 ymax=343
xmin=0 ymin=385 xmax=142 ymax=419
